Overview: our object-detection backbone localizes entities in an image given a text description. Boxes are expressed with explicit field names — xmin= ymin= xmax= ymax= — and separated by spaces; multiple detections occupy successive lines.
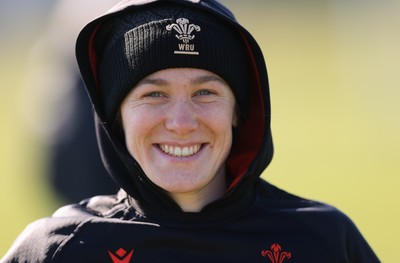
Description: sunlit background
xmin=1 ymin=0 xmax=399 ymax=261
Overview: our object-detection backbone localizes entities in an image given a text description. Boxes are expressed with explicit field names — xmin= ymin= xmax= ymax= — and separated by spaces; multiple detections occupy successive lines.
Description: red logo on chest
xmin=261 ymin=243 xmax=292 ymax=263
xmin=108 ymin=248 xmax=134 ymax=263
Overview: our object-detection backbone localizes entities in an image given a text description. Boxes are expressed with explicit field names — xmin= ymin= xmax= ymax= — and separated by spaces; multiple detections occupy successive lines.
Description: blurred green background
xmin=1 ymin=0 xmax=398 ymax=261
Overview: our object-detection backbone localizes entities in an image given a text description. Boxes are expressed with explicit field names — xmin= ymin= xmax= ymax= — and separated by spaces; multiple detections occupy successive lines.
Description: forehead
xmin=137 ymin=68 xmax=230 ymax=87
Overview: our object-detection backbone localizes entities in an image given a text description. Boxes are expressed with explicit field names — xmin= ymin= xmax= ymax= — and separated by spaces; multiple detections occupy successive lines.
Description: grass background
xmin=1 ymin=0 xmax=399 ymax=261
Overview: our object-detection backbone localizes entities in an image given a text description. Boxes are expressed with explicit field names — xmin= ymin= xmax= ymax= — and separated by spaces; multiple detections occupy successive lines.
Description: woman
xmin=1 ymin=0 xmax=379 ymax=262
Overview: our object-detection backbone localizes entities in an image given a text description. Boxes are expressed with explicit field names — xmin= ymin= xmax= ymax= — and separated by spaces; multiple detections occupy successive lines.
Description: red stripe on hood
xmin=226 ymin=31 xmax=266 ymax=192
xmin=88 ymin=24 xmax=102 ymax=94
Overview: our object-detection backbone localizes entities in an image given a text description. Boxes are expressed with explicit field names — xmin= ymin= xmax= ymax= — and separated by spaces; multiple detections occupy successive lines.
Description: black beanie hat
xmin=96 ymin=3 xmax=250 ymax=122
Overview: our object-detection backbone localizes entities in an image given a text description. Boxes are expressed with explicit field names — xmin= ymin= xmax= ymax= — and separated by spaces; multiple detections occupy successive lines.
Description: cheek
xmin=199 ymin=108 xmax=235 ymax=152
xmin=203 ymin=104 xmax=236 ymax=130
xmin=121 ymin=106 xmax=162 ymax=134
xmin=121 ymin=109 xmax=155 ymax=155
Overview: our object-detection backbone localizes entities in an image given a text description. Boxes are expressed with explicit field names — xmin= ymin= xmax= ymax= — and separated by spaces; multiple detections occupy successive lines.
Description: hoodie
xmin=1 ymin=0 xmax=379 ymax=262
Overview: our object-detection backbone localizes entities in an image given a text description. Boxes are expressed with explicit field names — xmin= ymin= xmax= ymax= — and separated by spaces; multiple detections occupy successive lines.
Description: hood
xmin=75 ymin=0 xmax=273 ymax=218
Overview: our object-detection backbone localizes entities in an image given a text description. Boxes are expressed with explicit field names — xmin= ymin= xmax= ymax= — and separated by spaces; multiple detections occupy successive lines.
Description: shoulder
xmin=254 ymin=179 xmax=368 ymax=240
xmin=1 ymin=192 xmax=132 ymax=263
xmin=255 ymin=179 xmax=354 ymax=222
xmin=256 ymin=179 xmax=340 ymax=210
xmin=53 ymin=191 xmax=130 ymax=218
xmin=0 ymin=216 xmax=85 ymax=263
xmin=254 ymin=180 xmax=380 ymax=262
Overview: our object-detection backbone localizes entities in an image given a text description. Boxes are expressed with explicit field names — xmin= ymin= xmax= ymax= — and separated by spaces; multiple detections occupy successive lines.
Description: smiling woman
xmin=120 ymin=68 xmax=237 ymax=212
xmin=1 ymin=0 xmax=380 ymax=262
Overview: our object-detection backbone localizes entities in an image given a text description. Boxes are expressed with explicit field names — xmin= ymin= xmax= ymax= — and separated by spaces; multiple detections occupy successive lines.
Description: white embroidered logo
xmin=166 ymin=18 xmax=201 ymax=55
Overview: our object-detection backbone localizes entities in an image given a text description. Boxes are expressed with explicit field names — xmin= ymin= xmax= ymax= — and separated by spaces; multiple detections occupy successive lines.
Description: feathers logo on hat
xmin=166 ymin=18 xmax=201 ymax=55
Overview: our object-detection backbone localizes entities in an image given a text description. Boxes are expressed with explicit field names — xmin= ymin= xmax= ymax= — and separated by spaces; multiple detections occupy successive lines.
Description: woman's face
xmin=120 ymin=68 xmax=237 ymax=204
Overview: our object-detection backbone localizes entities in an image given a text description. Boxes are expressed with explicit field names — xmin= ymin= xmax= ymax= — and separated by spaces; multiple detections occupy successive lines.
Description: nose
xmin=165 ymin=99 xmax=198 ymax=135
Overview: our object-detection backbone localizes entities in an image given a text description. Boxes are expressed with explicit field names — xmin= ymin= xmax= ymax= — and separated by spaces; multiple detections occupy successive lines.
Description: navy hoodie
xmin=1 ymin=0 xmax=379 ymax=262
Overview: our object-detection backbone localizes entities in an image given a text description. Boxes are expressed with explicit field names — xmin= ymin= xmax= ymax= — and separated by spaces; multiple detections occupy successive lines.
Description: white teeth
xmin=174 ymin=147 xmax=182 ymax=156
xmin=181 ymin=147 xmax=189 ymax=156
xmin=159 ymin=144 xmax=201 ymax=157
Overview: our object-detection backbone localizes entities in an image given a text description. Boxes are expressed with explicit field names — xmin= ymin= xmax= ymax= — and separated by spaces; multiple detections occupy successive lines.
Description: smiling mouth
xmin=159 ymin=144 xmax=202 ymax=157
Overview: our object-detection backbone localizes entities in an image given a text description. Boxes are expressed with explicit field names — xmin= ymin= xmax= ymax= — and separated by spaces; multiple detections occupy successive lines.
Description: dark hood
xmin=75 ymin=0 xmax=273 ymax=219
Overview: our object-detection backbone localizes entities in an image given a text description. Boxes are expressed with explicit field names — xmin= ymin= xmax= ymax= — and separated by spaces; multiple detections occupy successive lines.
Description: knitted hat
xmin=95 ymin=3 xmax=250 ymax=122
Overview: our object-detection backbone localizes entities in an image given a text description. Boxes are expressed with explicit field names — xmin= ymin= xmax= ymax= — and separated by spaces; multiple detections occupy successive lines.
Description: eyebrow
xmin=138 ymin=74 xmax=228 ymax=87
xmin=138 ymin=78 xmax=168 ymax=86
xmin=191 ymin=75 xmax=228 ymax=86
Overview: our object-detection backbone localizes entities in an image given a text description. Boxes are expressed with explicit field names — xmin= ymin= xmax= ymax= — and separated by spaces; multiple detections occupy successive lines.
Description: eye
xmin=194 ymin=89 xmax=215 ymax=96
xmin=144 ymin=91 xmax=165 ymax=98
